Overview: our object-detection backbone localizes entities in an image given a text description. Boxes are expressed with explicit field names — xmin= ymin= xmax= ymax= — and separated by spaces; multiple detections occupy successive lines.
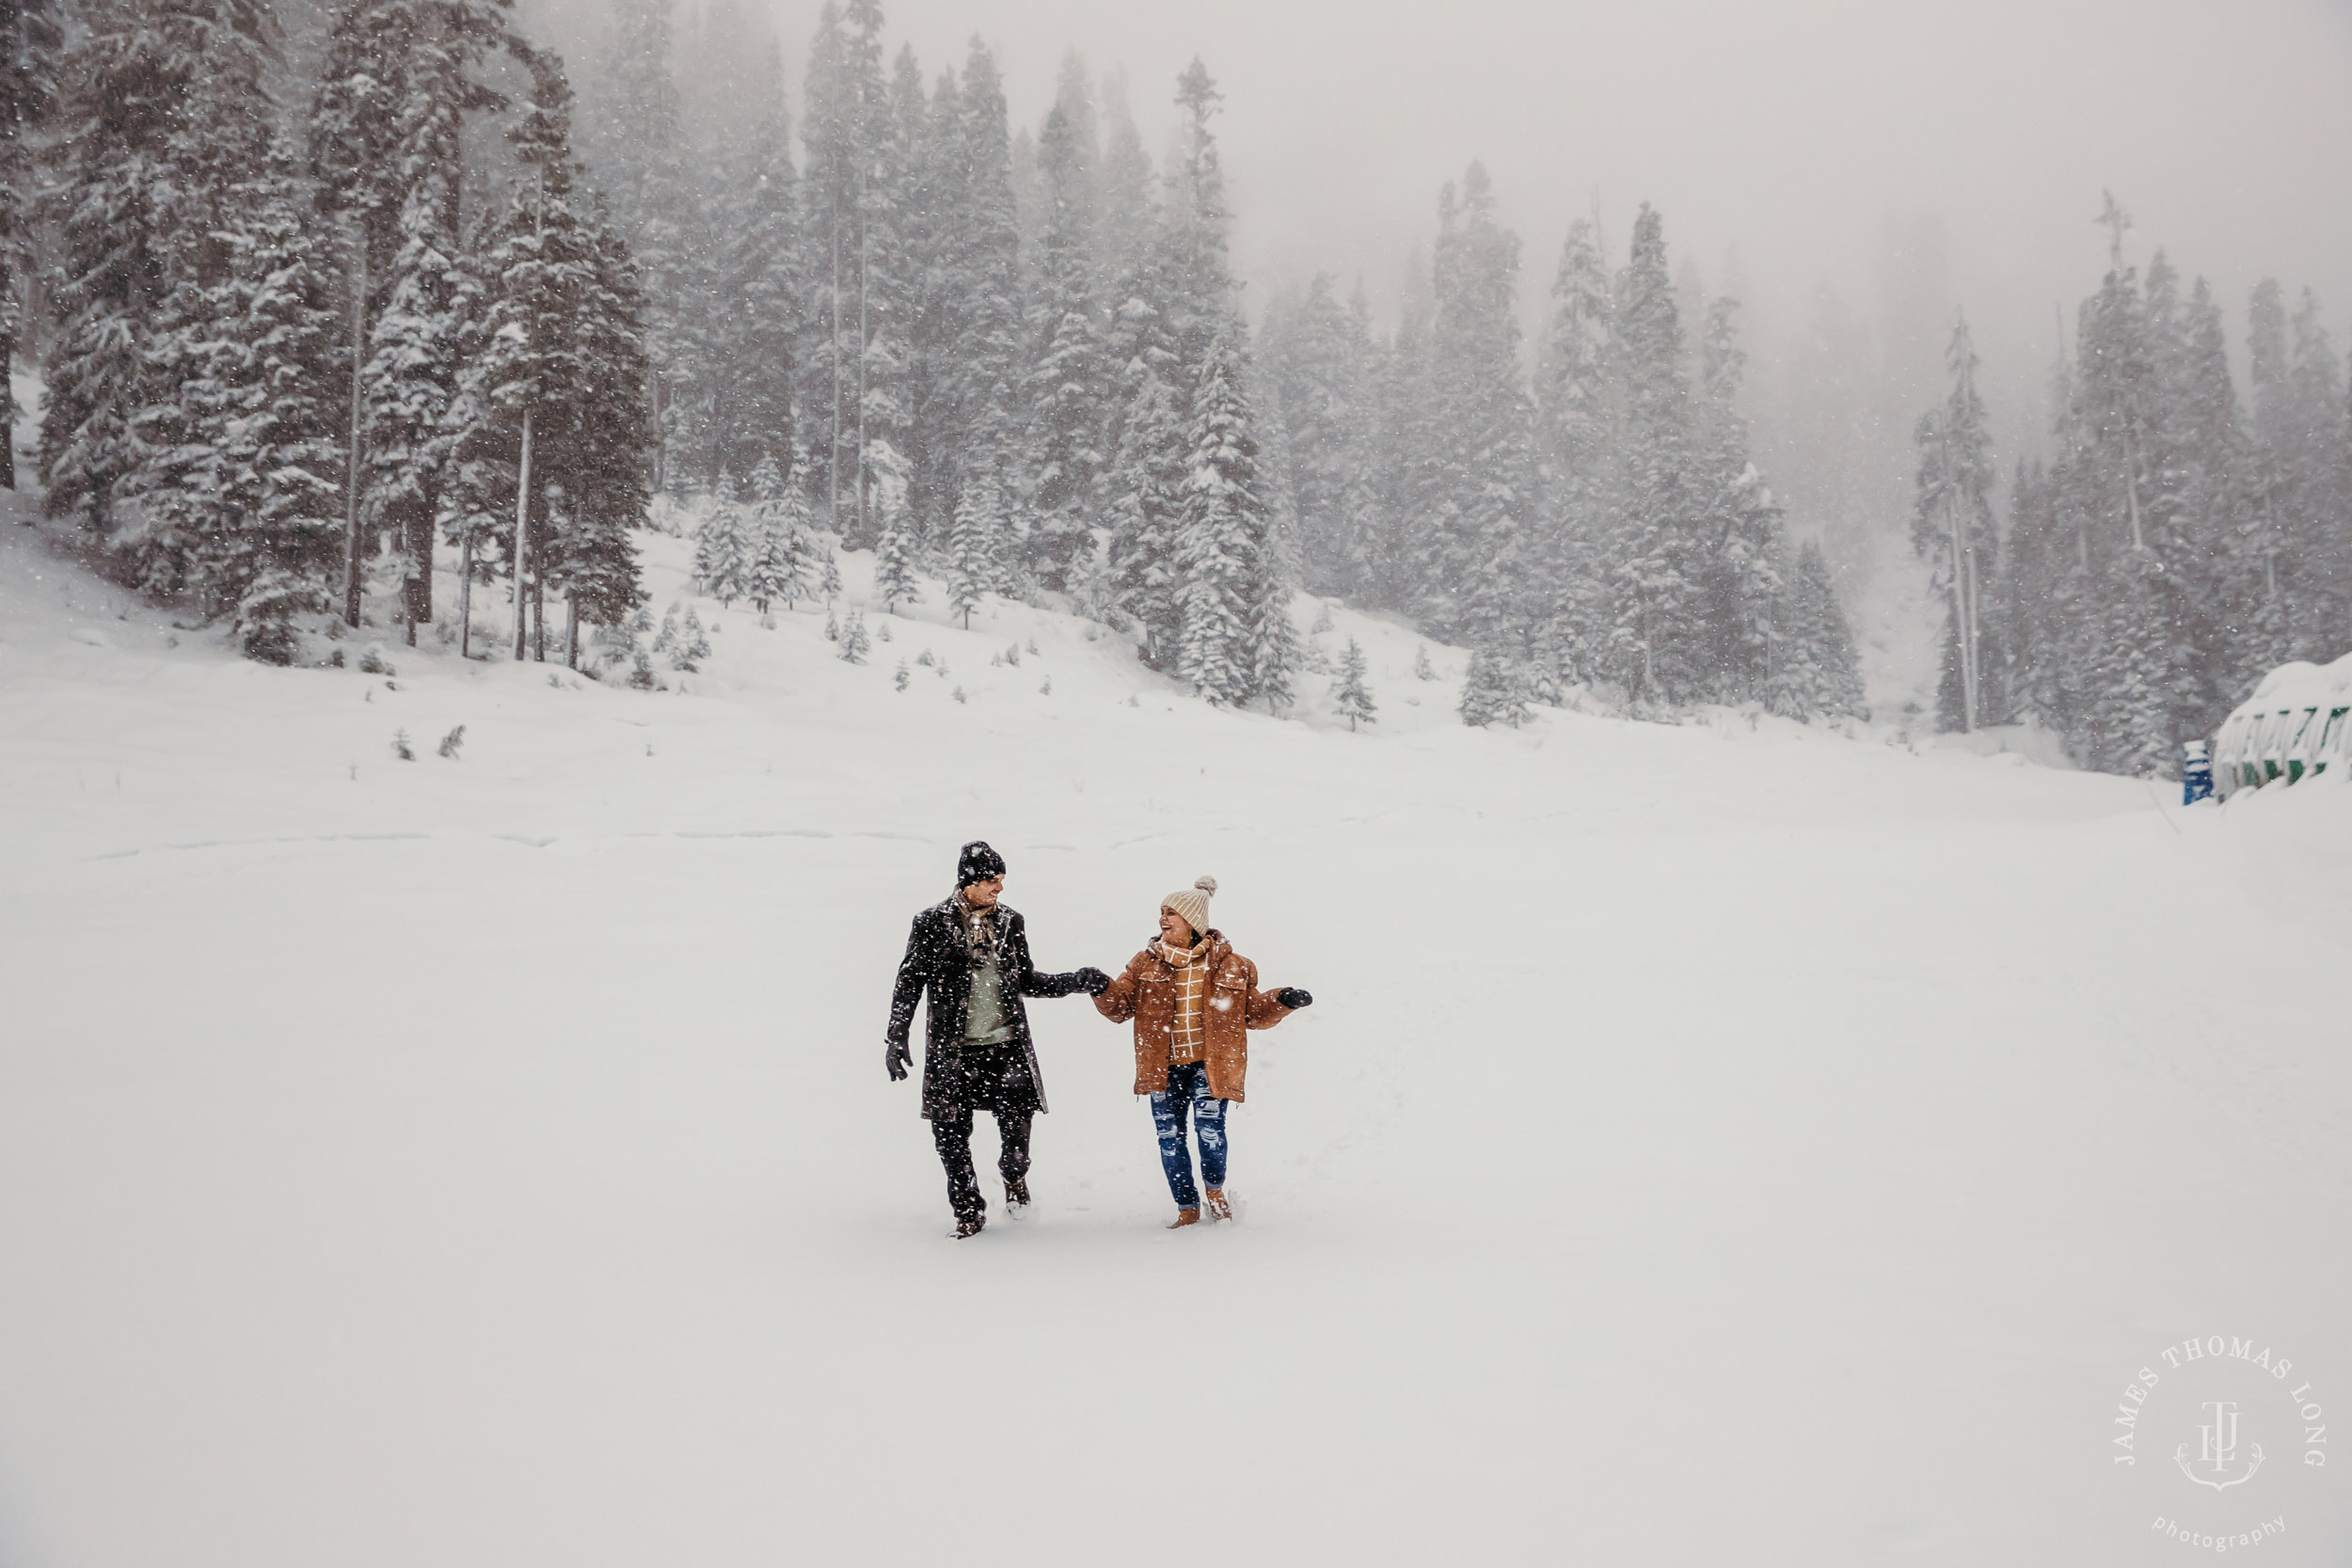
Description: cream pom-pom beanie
xmin=1160 ymin=875 xmax=1217 ymax=937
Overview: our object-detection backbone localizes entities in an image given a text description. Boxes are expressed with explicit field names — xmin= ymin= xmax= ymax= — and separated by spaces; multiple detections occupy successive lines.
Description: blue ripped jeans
xmin=1150 ymin=1061 xmax=1228 ymax=1210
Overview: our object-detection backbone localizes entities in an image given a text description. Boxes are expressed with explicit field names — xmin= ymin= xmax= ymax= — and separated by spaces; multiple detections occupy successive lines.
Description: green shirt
xmin=956 ymin=892 xmax=1017 ymax=1046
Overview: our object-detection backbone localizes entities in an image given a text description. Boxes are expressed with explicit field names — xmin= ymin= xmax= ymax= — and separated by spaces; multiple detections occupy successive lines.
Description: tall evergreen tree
xmin=1533 ymin=215 xmax=1617 ymax=681
xmin=1023 ymin=97 xmax=1108 ymax=589
xmin=1911 ymin=310 xmax=2001 ymax=731
xmin=449 ymin=51 xmax=646 ymax=662
xmin=1416 ymin=163 xmax=1534 ymax=650
xmin=702 ymin=74 xmax=798 ymax=484
xmin=0 ymin=0 xmax=57 ymax=491
xmin=310 ymin=0 xmax=527 ymax=635
xmin=1261 ymin=273 xmax=1376 ymax=600
xmin=582 ymin=0 xmax=696 ymax=488
xmin=123 ymin=150 xmax=344 ymax=658
xmin=1159 ymin=58 xmax=1234 ymax=395
xmin=41 ymin=0 xmax=275 ymax=556
xmin=1690 ymin=295 xmax=1784 ymax=704
xmin=1604 ymin=204 xmax=1704 ymax=703
xmin=1177 ymin=330 xmax=1276 ymax=705
xmin=1103 ymin=368 xmax=1185 ymax=668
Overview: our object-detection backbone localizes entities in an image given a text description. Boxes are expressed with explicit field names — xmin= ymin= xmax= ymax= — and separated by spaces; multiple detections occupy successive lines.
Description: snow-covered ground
xmin=3 ymin=515 xmax=2347 ymax=1566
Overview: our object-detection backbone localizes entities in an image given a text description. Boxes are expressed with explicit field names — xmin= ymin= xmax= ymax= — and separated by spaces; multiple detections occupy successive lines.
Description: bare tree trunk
xmin=1 ymin=288 xmax=16 ymax=491
xmin=459 ymin=534 xmax=473 ymax=657
xmin=532 ymin=573 xmax=545 ymax=662
xmin=565 ymin=594 xmax=579 ymax=669
xmin=855 ymin=161 xmax=869 ymax=545
xmin=511 ymin=406 xmax=533 ymax=659
xmin=343 ymin=235 xmax=367 ymax=628
xmin=830 ymin=189 xmax=843 ymax=531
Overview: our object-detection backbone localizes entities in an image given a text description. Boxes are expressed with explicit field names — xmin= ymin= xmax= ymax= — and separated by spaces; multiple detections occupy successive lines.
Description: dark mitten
xmin=885 ymin=1040 xmax=912 ymax=1081
xmin=1076 ymin=966 xmax=1112 ymax=996
xmin=1277 ymin=987 xmax=1313 ymax=1009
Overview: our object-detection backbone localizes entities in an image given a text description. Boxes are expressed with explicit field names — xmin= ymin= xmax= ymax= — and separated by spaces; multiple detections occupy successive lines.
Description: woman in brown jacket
xmin=1092 ymin=877 xmax=1312 ymax=1227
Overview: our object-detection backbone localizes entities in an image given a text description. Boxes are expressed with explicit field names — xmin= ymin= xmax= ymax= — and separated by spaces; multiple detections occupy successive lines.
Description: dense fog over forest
xmin=511 ymin=0 xmax=2352 ymax=692
xmin=697 ymin=0 xmax=2352 ymax=451
xmin=18 ymin=0 xmax=2352 ymax=770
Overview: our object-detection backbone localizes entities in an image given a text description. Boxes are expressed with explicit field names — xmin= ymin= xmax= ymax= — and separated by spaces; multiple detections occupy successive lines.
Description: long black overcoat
xmin=886 ymin=898 xmax=1090 ymax=1120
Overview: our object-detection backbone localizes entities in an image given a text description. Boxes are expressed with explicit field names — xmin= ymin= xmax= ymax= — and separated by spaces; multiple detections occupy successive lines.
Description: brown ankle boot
xmin=1204 ymin=1189 xmax=1232 ymax=1222
xmin=1168 ymin=1208 xmax=1200 ymax=1228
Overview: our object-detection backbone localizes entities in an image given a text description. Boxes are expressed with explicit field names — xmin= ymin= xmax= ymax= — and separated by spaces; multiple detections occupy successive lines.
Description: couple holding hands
xmin=885 ymin=841 xmax=1312 ymax=1239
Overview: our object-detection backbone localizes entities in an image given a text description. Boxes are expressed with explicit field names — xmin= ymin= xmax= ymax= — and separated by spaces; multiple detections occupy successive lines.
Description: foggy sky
xmin=795 ymin=0 xmax=2352 ymax=461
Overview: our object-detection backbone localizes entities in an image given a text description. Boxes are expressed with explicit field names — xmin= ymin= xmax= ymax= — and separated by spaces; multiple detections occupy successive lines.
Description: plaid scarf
xmin=1156 ymin=934 xmax=1214 ymax=1063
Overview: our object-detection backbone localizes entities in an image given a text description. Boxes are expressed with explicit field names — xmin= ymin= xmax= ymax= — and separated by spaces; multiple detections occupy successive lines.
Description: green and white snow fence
xmin=2211 ymin=650 xmax=2352 ymax=799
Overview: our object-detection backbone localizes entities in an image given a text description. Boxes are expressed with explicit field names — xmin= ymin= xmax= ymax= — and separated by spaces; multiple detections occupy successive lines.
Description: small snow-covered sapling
xmin=894 ymin=660 xmax=910 ymax=691
xmin=392 ymin=729 xmax=414 ymax=761
xmin=437 ymin=725 xmax=467 ymax=759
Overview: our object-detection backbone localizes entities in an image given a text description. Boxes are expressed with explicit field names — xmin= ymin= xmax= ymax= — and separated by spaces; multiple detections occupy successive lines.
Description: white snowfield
xmin=2 ymin=519 xmax=2347 ymax=1568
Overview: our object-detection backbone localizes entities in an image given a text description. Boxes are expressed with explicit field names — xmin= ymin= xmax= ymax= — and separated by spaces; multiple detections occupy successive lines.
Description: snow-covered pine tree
xmin=1158 ymin=58 xmax=1235 ymax=397
xmin=1766 ymin=539 xmax=1865 ymax=721
xmin=1910 ymin=310 xmax=2002 ymax=731
xmin=1459 ymin=644 xmax=1526 ymax=727
xmin=1332 ymin=637 xmax=1376 ymax=730
xmin=1690 ymin=295 xmax=1785 ymax=705
xmin=0 ymin=0 xmax=56 ymax=490
xmin=1534 ymin=215 xmax=1617 ymax=679
xmin=2278 ymin=290 xmax=2350 ymax=658
xmin=123 ymin=148 xmax=344 ymax=660
xmin=695 ymin=472 xmax=754 ymax=603
xmin=1604 ymin=205 xmax=1706 ymax=705
xmin=456 ymin=51 xmax=588 ymax=660
xmin=40 ymin=0 xmax=274 ymax=561
xmin=946 ymin=465 xmax=1004 ymax=628
xmin=1247 ymin=542 xmax=1297 ymax=712
xmin=1417 ymin=163 xmax=1535 ymax=651
xmin=448 ymin=51 xmax=647 ymax=666
xmin=1021 ymin=97 xmax=1109 ymax=590
xmin=1175 ymin=331 xmax=1270 ymax=705
xmin=930 ymin=42 xmax=1032 ymax=580
xmin=794 ymin=0 xmax=905 ymax=546
xmin=310 ymin=0 xmax=528 ymax=637
xmin=746 ymin=451 xmax=815 ymax=610
xmin=546 ymin=203 xmax=654 ymax=660
xmin=1093 ymin=68 xmax=1152 ymax=305
xmin=797 ymin=2 xmax=856 ymax=527
xmin=847 ymin=9 xmax=913 ymax=548
xmin=581 ymin=0 xmax=698 ymax=490
xmin=1262 ymin=274 xmax=1378 ymax=600
xmin=1103 ymin=369 xmax=1187 ymax=668
xmin=2063 ymin=230 xmax=2177 ymax=774
xmin=705 ymin=76 xmax=799 ymax=483
xmin=872 ymin=522 xmax=919 ymax=610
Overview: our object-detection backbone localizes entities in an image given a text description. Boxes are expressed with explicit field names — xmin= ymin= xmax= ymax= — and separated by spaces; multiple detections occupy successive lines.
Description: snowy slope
xmin=2 ymin=517 xmax=2348 ymax=1568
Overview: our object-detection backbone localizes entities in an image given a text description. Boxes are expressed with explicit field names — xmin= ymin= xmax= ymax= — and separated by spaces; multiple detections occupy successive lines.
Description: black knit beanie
xmin=956 ymin=840 xmax=1007 ymax=888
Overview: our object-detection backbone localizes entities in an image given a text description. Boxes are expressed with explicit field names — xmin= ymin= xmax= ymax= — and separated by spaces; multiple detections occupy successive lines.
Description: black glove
xmin=1277 ymin=987 xmax=1313 ymax=1009
xmin=1075 ymin=966 xmax=1112 ymax=996
xmin=885 ymin=1040 xmax=912 ymax=1081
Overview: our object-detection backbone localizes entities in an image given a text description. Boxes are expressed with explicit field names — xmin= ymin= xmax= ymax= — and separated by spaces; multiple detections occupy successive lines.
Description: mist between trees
xmin=10 ymin=0 xmax=2344 ymax=770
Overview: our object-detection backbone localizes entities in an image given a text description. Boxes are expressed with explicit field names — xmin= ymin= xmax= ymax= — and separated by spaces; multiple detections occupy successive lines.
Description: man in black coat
xmin=887 ymin=841 xmax=1108 ymax=1237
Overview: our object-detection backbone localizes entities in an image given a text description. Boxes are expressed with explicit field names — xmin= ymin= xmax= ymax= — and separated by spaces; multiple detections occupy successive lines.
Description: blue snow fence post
xmin=2181 ymin=740 xmax=2214 ymax=805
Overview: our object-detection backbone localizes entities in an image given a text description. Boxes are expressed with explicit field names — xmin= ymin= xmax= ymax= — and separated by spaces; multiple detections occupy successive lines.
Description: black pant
xmin=931 ymin=1105 xmax=1032 ymax=1221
